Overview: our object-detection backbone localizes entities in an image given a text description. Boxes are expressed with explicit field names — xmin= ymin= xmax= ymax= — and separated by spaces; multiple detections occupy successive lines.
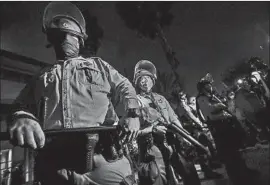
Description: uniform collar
xmin=139 ymin=91 xmax=153 ymax=98
xmin=56 ymin=56 xmax=86 ymax=64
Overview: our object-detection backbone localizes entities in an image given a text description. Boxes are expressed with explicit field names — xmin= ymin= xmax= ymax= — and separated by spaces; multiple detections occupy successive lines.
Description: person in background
xmin=196 ymin=73 xmax=259 ymax=185
xmin=133 ymin=60 xmax=201 ymax=185
xmin=177 ymin=92 xmax=222 ymax=179
xmin=235 ymin=76 xmax=270 ymax=141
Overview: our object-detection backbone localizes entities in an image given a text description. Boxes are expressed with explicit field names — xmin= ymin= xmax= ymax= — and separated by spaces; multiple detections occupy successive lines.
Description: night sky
xmin=1 ymin=1 xmax=269 ymax=96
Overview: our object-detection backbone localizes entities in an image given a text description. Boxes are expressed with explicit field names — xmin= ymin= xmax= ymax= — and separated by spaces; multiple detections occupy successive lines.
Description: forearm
xmin=165 ymin=98 xmax=182 ymax=128
xmin=103 ymin=60 xmax=139 ymax=110
xmin=111 ymin=77 xmax=139 ymax=110
xmin=172 ymin=120 xmax=183 ymax=129
xmin=211 ymin=102 xmax=226 ymax=111
xmin=9 ymin=111 xmax=39 ymax=124
xmin=10 ymin=84 xmax=38 ymax=123
xmin=139 ymin=125 xmax=154 ymax=136
xmin=186 ymin=111 xmax=202 ymax=126
xmin=210 ymin=112 xmax=232 ymax=121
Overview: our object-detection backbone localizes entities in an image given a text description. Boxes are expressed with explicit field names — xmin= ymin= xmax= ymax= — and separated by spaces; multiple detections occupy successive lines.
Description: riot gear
xmin=133 ymin=60 xmax=157 ymax=85
xmin=5 ymin=2 xmax=141 ymax=185
xmin=42 ymin=2 xmax=88 ymax=42
xmin=197 ymin=74 xmax=260 ymax=185
xmin=197 ymin=73 xmax=214 ymax=93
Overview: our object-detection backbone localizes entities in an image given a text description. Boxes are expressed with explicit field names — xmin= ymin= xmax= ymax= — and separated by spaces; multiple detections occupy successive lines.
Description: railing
xmin=0 ymin=126 xmax=117 ymax=185
xmin=0 ymin=149 xmax=12 ymax=185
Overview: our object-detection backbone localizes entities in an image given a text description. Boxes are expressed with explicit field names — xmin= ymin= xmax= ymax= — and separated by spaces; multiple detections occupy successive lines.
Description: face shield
xmin=138 ymin=75 xmax=154 ymax=93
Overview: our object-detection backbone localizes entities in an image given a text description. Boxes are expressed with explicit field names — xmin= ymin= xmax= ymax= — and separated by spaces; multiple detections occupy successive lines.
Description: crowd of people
xmin=173 ymin=63 xmax=270 ymax=185
xmin=5 ymin=2 xmax=270 ymax=185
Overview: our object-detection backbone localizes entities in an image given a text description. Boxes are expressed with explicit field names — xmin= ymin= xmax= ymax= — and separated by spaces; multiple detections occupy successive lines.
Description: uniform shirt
xmin=137 ymin=93 xmax=181 ymax=126
xmin=12 ymin=56 xmax=139 ymax=130
xmin=197 ymin=95 xmax=231 ymax=122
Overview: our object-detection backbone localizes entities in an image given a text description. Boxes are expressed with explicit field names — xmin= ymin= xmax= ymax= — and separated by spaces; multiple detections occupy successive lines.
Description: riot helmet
xmin=197 ymin=73 xmax=214 ymax=93
xmin=42 ymin=2 xmax=88 ymax=42
xmin=133 ymin=60 xmax=157 ymax=85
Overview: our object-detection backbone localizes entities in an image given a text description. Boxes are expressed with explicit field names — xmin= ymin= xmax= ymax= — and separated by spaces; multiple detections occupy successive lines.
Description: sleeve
xmin=197 ymin=96 xmax=211 ymax=121
xmin=10 ymin=79 xmax=39 ymax=123
xmin=101 ymin=59 xmax=139 ymax=111
xmin=198 ymin=96 xmax=226 ymax=114
xmin=198 ymin=96 xmax=232 ymax=121
xmin=104 ymin=101 xmax=119 ymax=125
xmin=164 ymin=97 xmax=183 ymax=128
xmin=183 ymin=105 xmax=202 ymax=125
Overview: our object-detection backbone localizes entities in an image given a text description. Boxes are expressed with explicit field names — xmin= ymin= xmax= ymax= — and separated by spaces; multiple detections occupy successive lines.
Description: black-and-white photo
xmin=0 ymin=1 xmax=269 ymax=185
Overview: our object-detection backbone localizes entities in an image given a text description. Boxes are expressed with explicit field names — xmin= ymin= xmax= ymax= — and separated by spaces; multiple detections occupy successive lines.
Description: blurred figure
xmin=247 ymin=57 xmax=270 ymax=135
xmin=227 ymin=89 xmax=259 ymax=146
xmin=235 ymin=76 xmax=270 ymax=141
xmin=177 ymin=92 xmax=222 ymax=179
xmin=196 ymin=73 xmax=259 ymax=185
xmin=227 ymin=91 xmax=236 ymax=115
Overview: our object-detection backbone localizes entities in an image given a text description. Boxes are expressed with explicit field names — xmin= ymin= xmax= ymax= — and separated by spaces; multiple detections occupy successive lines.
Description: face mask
xmin=60 ymin=36 xmax=79 ymax=58
xmin=48 ymin=31 xmax=80 ymax=59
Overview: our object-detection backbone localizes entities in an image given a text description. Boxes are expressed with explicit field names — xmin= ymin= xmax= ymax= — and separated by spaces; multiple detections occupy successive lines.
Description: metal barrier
xmin=0 ymin=149 xmax=12 ymax=185
xmin=0 ymin=126 xmax=117 ymax=185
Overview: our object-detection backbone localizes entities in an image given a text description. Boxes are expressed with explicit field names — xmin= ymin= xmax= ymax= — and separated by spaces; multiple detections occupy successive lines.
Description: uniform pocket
xmin=77 ymin=62 xmax=104 ymax=86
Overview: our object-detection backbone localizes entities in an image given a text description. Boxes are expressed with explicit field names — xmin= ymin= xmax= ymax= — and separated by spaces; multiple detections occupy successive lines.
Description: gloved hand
xmin=251 ymin=71 xmax=262 ymax=82
xmin=152 ymin=125 xmax=167 ymax=136
xmin=9 ymin=118 xmax=45 ymax=149
xmin=120 ymin=117 xmax=140 ymax=143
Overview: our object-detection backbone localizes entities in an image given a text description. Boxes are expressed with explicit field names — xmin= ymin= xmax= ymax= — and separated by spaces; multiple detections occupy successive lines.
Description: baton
xmin=167 ymin=123 xmax=211 ymax=157
xmin=0 ymin=126 xmax=118 ymax=141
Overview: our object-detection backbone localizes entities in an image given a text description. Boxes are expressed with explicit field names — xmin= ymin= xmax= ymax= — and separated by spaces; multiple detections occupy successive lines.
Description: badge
xmin=47 ymin=72 xmax=55 ymax=83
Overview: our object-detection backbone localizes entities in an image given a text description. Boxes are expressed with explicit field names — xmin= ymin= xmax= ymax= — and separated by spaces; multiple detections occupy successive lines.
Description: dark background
xmin=1 ymin=1 xmax=269 ymax=98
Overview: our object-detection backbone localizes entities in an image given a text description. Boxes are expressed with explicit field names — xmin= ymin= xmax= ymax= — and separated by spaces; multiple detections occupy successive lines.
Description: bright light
xmin=237 ymin=79 xmax=243 ymax=84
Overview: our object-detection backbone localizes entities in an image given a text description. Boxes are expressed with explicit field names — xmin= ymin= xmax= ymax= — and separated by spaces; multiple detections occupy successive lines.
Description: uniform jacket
xmin=137 ymin=92 xmax=181 ymax=126
xmin=11 ymin=56 xmax=139 ymax=130
xmin=196 ymin=94 xmax=231 ymax=122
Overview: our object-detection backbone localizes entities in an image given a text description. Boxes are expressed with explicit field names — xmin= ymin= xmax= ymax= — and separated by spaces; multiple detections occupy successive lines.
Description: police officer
xmin=235 ymin=76 xmax=270 ymax=141
xmin=133 ymin=60 xmax=200 ymax=185
xmin=8 ymin=2 xmax=140 ymax=185
xmin=177 ymin=92 xmax=222 ymax=179
xmin=196 ymin=73 xmax=259 ymax=185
